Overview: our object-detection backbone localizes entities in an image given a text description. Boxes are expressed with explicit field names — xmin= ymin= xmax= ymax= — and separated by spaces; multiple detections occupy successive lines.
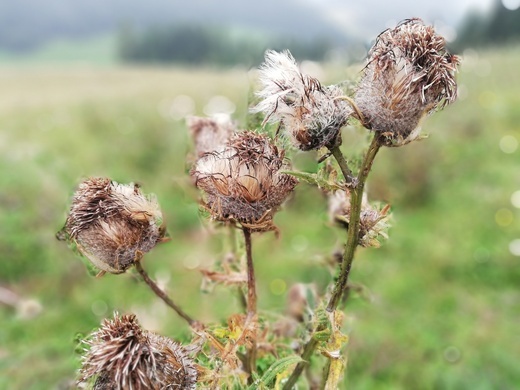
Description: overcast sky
xmin=304 ymin=0 xmax=496 ymax=41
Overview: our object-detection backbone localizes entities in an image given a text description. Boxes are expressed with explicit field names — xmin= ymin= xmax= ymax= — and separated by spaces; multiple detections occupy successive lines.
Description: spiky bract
xmin=191 ymin=131 xmax=297 ymax=232
xmin=60 ymin=178 xmax=165 ymax=274
xmin=79 ymin=313 xmax=198 ymax=390
xmin=355 ymin=18 xmax=460 ymax=146
xmin=252 ymin=50 xmax=352 ymax=150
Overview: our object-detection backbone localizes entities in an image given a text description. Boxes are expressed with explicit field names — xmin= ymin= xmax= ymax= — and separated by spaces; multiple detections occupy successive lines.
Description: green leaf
xmin=247 ymin=355 xmax=303 ymax=390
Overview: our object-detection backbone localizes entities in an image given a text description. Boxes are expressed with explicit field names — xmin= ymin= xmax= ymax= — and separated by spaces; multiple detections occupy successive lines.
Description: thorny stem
xmin=283 ymin=133 xmax=383 ymax=390
xmin=243 ymin=227 xmax=258 ymax=381
xmin=134 ymin=261 xmax=200 ymax=329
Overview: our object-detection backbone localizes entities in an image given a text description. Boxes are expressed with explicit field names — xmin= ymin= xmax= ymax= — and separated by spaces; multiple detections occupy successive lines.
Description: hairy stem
xmin=283 ymin=133 xmax=383 ymax=390
xmin=134 ymin=261 xmax=199 ymax=329
xmin=330 ymin=146 xmax=354 ymax=186
xmin=229 ymin=226 xmax=248 ymax=312
xmin=243 ymin=227 xmax=257 ymax=381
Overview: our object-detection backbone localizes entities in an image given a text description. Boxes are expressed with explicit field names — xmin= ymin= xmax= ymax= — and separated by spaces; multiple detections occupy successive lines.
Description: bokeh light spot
xmin=509 ymin=239 xmax=520 ymax=256
xmin=495 ymin=208 xmax=513 ymax=227
xmin=270 ymin=278 xmax=287 ymax=296
xmin=443 ymin=346 xmax=462 ymax=363
xmin=91 ymin=300 xmax=108 ymax=316
xmin=291 ymin=235 xmax=309 ymax=252
xmin=499 ymin=135 xmax=518 ymax=154
xmin=502 ymin=0 xmax=520 ymax=10
xmin=511 ymin=190 xmax=520 ymax=209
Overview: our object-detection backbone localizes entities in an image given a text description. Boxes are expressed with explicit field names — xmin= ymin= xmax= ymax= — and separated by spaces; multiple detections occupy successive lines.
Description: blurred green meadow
xmin=0 ymin=46 xmax=519 ymax=389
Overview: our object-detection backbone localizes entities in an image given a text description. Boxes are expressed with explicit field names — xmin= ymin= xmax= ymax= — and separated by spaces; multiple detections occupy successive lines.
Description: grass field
xmin=0 ymin=46 xmax=519 ymax=389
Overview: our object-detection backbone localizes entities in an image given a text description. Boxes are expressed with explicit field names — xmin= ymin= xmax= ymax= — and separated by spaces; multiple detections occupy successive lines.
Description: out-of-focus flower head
xmin=252 ymin=50 xmax=352 ymax=151
xmin=355 ymin=18 xmax=460 ymax=146
xmin=57 ymin=177 xmax=166 ymax=275
xmin=191 ymin=131 xmax=298 ymax=232
xmin=328 ymin=190 xmax=391 ymax=248
xmin=78 ymin=313 xmax=198 ymax=389
xmin=187 ymin=116 xmax=235 ymax=157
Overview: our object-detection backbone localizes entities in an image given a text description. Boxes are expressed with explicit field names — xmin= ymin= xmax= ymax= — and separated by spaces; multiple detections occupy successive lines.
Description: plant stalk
xmin=243 ymin=227 xmax=258 ymax=381
xmin=134 ymin=261 xmax=199 ymax=329
xmin=283 ymin=133 xmax=383 ymax=390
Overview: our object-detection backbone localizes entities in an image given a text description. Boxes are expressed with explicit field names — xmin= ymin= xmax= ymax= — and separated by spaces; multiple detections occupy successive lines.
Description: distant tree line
xmin=454 ymin=0 xmax=520 ymax=50
xmin=117 ymin=23 xmax=334 ymax=66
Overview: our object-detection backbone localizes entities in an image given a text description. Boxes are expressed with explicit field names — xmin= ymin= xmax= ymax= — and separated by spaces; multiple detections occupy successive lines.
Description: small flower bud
xmin=78 ymin=313 xmax=198 ymax=389
xmin=252 ymin=50 xmax=352 ymax=151
xmin=58 ymin=178 xmax=165 ymax=275
xmin=328 ymin=190 xmax=390 ymax=248
xmin=191 ymin=131 xmax=298 ymax=232
xmin=355 ymin=18 xmax=460 ymax=146
xmin=186 ymin=115 xmax=235 ymax=157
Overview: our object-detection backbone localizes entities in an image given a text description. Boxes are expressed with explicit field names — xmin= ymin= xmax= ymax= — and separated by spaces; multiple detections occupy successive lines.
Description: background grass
xmin=0 ymin=46 xmax=519 ymax=389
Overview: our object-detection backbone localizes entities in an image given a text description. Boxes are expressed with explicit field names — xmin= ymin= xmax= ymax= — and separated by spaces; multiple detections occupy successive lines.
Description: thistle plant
xmin=58 ymin=18 xmax=459 ymax=389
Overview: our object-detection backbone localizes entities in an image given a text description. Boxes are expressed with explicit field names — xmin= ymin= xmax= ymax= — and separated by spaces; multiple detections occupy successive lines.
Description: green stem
xmin=243 ymin=227 xmax=257 ymax=382
xmin=330 ymin=146 xmax=355 ymax=186
xmin=283 ymin=133 xmax=383 ymax=390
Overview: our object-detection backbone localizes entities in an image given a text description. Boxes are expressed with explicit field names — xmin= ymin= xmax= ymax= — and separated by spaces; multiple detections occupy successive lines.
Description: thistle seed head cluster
xmin=60 ymin=177 xmax=165 ymax=274
xmin=191 ymin=131 xmax=298 ymax=232
xmin=328 ymin=190 xmax=390 ymax=248
xmin=252 ymin=50 xmax=352 ymax=151
xmin=355 ymin=18 xmax=460 ymax=146
xmin=78 ymin=313 xmax=198 ymax=389
xmin=187 ymin=116 xmax=235 ymax=157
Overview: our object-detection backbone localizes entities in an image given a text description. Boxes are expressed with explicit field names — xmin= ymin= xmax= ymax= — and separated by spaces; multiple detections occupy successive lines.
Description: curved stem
xmin=134 ymin=261 xmax=199 ymax=329
xmin=243 ymin=227 xmax=258 ymax=381
xmin=283 ymin=133 xmax=383 ymax=390
xmin=327 ymin=133 xmax=382 ymax=311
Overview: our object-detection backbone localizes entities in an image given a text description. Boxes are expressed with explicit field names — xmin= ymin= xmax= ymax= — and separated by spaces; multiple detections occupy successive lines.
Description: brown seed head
xmin=186 ymin=116 xmax=235 ymax=157
xmin=191 ymin=131 xmax=298 ymax=232
xmin=355 ymin=18 xmax=460 ymax=146
xmin=252 ymin=50 xmax=352 ymax=150
xmin=79 ymin=313 xmax=198 ymax=390
xmin=60 ymin=177 xmax=165 ymax=274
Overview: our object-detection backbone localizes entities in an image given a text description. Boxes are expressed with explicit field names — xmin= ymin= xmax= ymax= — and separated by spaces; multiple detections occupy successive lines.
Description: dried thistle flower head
xmin=191 ymin=131 xmax=298 ymax=232
xmin=78 ymin=313 xmax=198 ymax=389
xmin=58 ymin=177 xmax=165 ymax=275
xmin=328 ymin=190 xmax=391 ymax=248
xmin=355 ymin=18 xmax=460 ymax=146
xmin=252 ymin=50 xmax=352 ymax=151
xmin=187 ymin=115 xmax=235 ymax=157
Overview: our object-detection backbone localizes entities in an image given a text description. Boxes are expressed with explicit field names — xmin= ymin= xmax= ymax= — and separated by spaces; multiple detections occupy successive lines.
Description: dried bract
xmin=58 ymin=177 xmax=165 ymax=274
xmin=252 ymin=50 xmax=352 ymax=151
xmin=191 ymin=131 xmax=298 ymax=232
xmin=187 ymin=116 xmax=235 ymax=157
xmin=355 ymin=18 xmax=460 ymax=146
xmin=78 ymin=313 xmax=198 ymax=389
xmin=328 ymin=190 xmax=390 ymax=248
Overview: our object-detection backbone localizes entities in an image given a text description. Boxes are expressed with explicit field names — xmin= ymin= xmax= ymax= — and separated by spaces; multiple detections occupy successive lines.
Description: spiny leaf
xmin=247 ymin=355 xmax=303 ymax=390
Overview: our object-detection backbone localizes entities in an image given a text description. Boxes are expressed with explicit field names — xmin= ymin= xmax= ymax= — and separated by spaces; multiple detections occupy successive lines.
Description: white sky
xmin=305 ymin=0 xmax=496 ymax=41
